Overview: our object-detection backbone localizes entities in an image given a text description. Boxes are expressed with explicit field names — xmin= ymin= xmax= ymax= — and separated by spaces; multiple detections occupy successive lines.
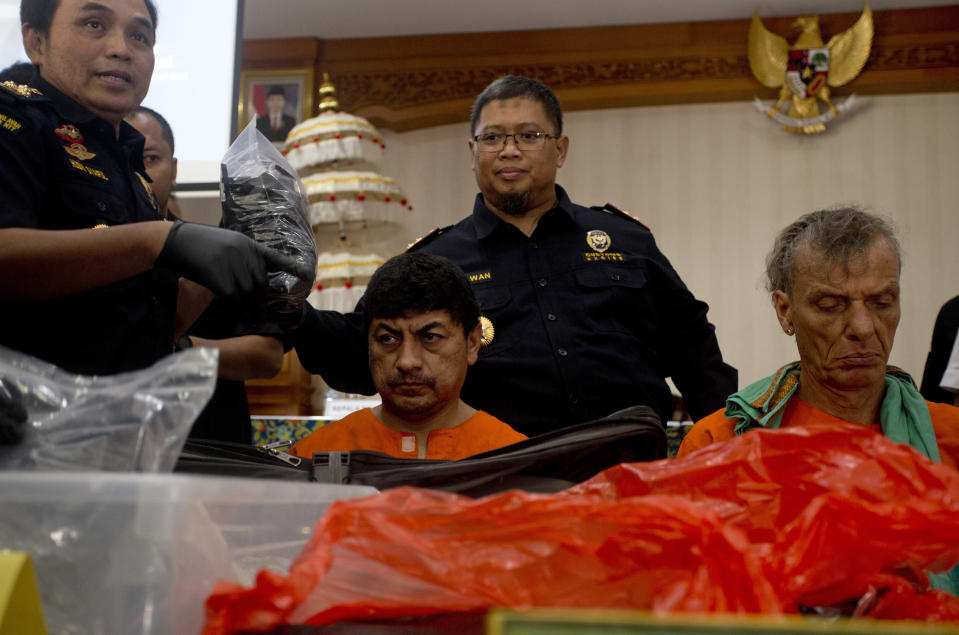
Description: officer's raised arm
xmin=0 ymin=0 xmax=293 ymax=376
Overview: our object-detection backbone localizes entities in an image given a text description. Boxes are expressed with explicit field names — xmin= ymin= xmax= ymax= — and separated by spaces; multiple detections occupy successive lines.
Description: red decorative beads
xmin=344 ymin=281 xmax=353 ymax=289
xmin=357 ymin=194 xmax=366 ymax=201
xmin=329 ymin=194 xmax=336 ymax=201
xmin=384 ymin=196 xmax=391 ymax=202
xmin=316 ymin=284 xmax=323 ymax=291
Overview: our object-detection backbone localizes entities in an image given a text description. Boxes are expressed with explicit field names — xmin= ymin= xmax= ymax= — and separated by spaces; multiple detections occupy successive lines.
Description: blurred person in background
xmin=127 ymin=105 xmax=285 ymax=443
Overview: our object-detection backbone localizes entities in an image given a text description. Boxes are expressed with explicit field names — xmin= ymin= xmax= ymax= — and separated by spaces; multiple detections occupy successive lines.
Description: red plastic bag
xmin=569 ymin=423 xmax=959 ymax=612
xmin=203 ymin=424 xmax=959 ymax=633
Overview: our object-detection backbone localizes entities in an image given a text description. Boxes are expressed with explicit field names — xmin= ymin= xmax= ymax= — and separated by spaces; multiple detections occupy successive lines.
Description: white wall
xmin=378 ymin=92 xmax=959 ymax=387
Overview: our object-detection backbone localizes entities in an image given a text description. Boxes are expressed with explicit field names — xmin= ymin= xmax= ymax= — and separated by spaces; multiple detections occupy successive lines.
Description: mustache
xmin=387 ymin=371 xmax=435 ymax=388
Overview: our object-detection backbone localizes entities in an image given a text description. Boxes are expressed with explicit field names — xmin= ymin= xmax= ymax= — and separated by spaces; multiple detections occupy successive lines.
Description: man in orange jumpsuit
xmin=678 ymin=207 xmax=959 ymax=472
xmin=292 ymin=253 xmax=526 ymax=460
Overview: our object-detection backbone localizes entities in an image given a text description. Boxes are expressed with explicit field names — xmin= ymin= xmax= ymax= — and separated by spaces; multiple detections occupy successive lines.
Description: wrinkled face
xmin=266 ymin=93 xmax=286 ymax=116
xmin=24 ymin=0 xmax=155 ymax=128
xmin=775 ymin=238 xmax=901 ymax=394
xmin=469 ymin=97 xmax=568 ymax=216
xmin=368 ymin=310 xmax=480 ymax=423
xmin=126 ymin=111 xmax=176 ymax=210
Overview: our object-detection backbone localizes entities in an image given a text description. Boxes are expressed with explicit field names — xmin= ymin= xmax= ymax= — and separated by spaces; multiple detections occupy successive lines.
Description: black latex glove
xmin=0 ymin=378 xmax=28 ymax=445
xmin=271 ymin=301 xmax=309 ymax=331
xmin=156 ymin=220 xmax=310 ymax=302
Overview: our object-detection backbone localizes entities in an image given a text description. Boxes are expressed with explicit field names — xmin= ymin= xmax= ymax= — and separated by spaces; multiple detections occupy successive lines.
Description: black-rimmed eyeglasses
xmin=472 ymin=131 xmax=559 ymax=152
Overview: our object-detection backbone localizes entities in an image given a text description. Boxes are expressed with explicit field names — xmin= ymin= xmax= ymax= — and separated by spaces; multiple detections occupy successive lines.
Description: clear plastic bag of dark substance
xmin=0 ymin=344 xmax=217 ymax=472
xmin=220 ymin=119 xmax=317 ymax=321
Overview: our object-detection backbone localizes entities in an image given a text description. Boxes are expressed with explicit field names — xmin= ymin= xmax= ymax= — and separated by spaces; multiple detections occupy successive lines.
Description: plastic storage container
xmin=0 ymin=471 xmax=377 ymax=634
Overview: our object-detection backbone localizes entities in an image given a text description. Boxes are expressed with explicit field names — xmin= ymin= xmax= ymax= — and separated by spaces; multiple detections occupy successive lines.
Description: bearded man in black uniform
xmin=290 ymin=76 xmax=737 ymax=436
xmin=0 ymin=0 xmax=300 ymax=376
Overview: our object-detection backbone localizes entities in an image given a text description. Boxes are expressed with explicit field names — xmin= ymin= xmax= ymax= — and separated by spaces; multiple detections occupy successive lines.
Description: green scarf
xmin=726 ymin=362 xmax=955 ymax=596
xmin=727 ymin=362 xmax=941 ymax=462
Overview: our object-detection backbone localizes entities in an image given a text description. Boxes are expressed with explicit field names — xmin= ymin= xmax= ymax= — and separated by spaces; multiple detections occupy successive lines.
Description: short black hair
xmin=127 ymin=105 xmax=175 ymax=155
xmin=469 ymin=75 xmax=563 ymax=137
xmin=266 ymin=85 xmax=286 ymax=98
xmin=363 ymin=253 xmax=480 ymax=337
xmin=21 ymin=0 xmax=158 ymax=36
xmin=0 ymin=61 xmax=35 ymax=84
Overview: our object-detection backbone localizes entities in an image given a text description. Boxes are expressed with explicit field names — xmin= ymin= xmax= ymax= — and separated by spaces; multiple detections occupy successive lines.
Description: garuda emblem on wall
xmin=749 ymin=4 xmax=873 ymax=134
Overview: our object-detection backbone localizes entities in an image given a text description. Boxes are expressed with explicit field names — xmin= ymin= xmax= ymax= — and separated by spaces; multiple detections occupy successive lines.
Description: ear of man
xmin=466 ymin=322 xmax=481 ymax=366
xmin=21 ymin=24 xmax=45 ymax=68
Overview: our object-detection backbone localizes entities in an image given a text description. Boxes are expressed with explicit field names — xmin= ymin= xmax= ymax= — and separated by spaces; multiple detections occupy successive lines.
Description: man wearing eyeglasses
xmin=292 ymin=75 xmax=737 ymax=437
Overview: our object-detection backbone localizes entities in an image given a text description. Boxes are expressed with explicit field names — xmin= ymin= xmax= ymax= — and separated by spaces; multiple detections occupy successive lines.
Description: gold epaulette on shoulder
xmin=0 ymin=81 xmax=42 ymax=99
xmin=405 ymin=225 xmax=451 ymax=252
xmin=597 ymin=202 xmax=650 ymax=231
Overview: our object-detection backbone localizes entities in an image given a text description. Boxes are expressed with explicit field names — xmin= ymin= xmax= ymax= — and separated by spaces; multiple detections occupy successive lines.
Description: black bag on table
xmin=175 ymin=405 xmax=666 ymax=497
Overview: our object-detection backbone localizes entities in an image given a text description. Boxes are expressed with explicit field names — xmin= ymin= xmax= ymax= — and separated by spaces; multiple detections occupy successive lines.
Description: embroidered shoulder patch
xmin=0 ymin=81 xmax=42 ymax=99
xmin=0 ymin=112 xmax=23 ymax=135
xmin=406 ymin=225 xmax=452 ymax=252
xmin=592 ymin=203 xmax=650 ymax=231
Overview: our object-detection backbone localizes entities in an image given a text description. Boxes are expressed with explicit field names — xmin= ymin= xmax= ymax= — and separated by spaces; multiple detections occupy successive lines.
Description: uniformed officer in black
xmin=921 ymin=295 xmax=959 ymax=406
xmin=291 ymin=76 xmax=738 ymax=436
xmin=0 ymin=0 xmax=300 ymax=376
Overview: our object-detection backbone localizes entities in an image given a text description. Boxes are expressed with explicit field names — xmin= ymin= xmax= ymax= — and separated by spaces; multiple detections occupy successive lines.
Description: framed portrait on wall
xmin=237 ymin=69 xmax=313 ymax=146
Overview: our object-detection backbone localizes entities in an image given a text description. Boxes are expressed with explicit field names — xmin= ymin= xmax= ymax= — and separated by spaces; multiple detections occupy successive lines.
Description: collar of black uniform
xmin=473 ymin=184 xmax=576 ymax=239
xmin=28 ymin=71 xmax=145 ymax=155
xmin=29 ymin=73 xmax=99 ymax=125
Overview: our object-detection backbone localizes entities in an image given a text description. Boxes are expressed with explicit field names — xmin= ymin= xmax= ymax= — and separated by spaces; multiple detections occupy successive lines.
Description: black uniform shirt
xmin=0 ymin=76 xmax=177 ymax=375
xmin=295 ymin=186 xmax=736 ymax=436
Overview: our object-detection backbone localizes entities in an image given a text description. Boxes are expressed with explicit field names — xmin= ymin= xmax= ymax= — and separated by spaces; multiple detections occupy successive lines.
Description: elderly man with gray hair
xmin=678 ymin=207 xmax=959 ymax=472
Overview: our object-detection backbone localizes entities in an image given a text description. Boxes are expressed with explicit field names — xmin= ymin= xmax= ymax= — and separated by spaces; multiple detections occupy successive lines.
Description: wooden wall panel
xmin=243 ymin=6 xmax=959 ymax=131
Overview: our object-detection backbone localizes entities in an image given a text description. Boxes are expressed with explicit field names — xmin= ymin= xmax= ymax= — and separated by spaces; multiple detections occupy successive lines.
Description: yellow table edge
xmin=486 ymin=607 xmax=959 ymax=634
xmin=0 ymin=552 xmax=47 ymax=635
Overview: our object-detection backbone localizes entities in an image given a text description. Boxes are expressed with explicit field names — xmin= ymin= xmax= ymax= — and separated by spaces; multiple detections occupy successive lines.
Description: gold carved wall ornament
xmin=748 ymin=4 xmax=873 ymax=133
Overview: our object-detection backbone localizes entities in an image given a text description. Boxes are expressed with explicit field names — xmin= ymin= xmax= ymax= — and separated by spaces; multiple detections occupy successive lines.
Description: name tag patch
xmin=583 ymin=252 xmax=624 ymax=262
xmin=68 ymin=158 xmax=109 ymax=182
xmin=468 ymin=271 xmax=492 ymax=283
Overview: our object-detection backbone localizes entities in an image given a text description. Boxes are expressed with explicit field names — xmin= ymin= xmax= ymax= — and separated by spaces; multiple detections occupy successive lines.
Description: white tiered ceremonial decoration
xmin=282 ymin=74 xmax=413 ymax=313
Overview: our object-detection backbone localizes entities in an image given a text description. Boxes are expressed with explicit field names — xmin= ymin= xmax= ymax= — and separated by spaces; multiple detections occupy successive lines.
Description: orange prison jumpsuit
xmin=291 ymin=408 xmax=527 ymax=460
xmin=677 ymin=397 xmax=959 ymax=472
